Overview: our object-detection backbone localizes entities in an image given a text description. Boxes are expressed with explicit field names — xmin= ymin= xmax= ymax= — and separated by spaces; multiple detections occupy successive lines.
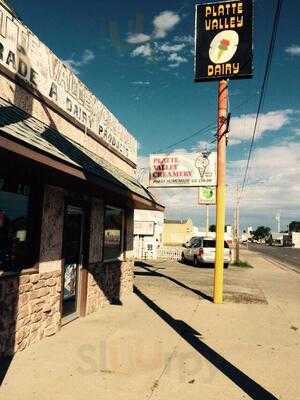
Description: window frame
xmin=0 ymin=168 xmax=43 ymax=276
xmin=102 ymin=204 xmax=125 ymax=263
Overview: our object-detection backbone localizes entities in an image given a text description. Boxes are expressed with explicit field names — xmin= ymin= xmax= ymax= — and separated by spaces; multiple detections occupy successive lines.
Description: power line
xmin=154 ymin=92 xmax=258 ymax=154
xmin=239 ymin=0 xmax=283 ymax=199
xmin=155 ymin=122 xmax=215 ymax=153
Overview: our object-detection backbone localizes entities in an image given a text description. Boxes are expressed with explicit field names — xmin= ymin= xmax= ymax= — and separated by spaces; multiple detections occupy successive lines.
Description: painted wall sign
xmin=149 ymin=152 xmax=216 ymax=188
xmin=0 ymin=4 xmax=137 ymax=163
xmin=194 ymin=0 xmax=253 ymax=82
xmin=134 ymin=221 xmax=155 ymax=236
xmin=198 ymin=186 xmax=216 ymax=205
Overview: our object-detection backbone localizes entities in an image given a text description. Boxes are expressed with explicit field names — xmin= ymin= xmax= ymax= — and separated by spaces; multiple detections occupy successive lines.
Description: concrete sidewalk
xmin=1 ymin=250 xmax=299 ymax=400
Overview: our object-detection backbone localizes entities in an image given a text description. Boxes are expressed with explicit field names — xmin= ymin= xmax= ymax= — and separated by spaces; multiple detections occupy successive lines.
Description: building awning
xmin=0 ymin=98 xmax=164 ymax=211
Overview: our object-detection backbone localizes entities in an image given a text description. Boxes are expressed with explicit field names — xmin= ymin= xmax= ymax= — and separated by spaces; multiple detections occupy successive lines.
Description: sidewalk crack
xmin=146 ymin=301 xmax=201 ymax=400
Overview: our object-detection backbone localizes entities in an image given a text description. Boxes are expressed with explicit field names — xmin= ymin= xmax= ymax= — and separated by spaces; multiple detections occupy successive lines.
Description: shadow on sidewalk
xmin=133 ymin=285 xmax=278 ymax=400
xmin=135 ymin=261 xmax=213 ymax=302
xmin=0 ymin=356 xmax=13 ymax=385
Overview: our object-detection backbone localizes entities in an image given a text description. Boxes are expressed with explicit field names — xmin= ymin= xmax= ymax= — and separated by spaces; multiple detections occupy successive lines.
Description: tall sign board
xmin=194 ymin=0 xmax=253 ymax=82
xmin=0 ymin=4 xmax=137 ymax=163
xmin=149 ymin=152 xmax=216 ymax=188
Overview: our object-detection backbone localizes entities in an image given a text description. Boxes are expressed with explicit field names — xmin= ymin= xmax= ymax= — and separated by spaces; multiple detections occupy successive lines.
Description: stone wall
xmin=89 ymin=197 xmax=104 ymax=263
xmin=0 ymin=271 xmax=61 ymax=357
xmin=39 ymin=185 xmax=65 ymax=273
xmin=86 ymin=261 xmax=134 ymax=315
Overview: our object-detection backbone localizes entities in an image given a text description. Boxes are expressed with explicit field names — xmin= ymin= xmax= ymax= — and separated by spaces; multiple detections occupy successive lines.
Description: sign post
xmin=214 ymin=79 xmax=228 ymax=304
xmin=194 ymin=0 xmax=253 ymax=304
xmin=206 ymin=205 xmax=209 ymax=236
xmin=198 ymin=186 xmax=216 ymax=236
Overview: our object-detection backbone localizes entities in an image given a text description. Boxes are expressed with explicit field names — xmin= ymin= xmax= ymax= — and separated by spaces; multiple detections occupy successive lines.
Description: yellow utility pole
xmin=213 ymin=80 xmax=228 ymax=304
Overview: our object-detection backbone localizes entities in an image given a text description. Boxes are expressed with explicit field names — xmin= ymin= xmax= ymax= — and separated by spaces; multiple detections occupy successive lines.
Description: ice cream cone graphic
xmin=217 ymin=38 xmax=230 ymax=60
xmin=195 ymin=153 xmax=209 ymax=178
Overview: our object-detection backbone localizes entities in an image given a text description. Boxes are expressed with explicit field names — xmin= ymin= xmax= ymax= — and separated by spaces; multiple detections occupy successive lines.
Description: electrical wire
xmin=155 ymin=91 xmax=258 ymax=154
xmin=239 ymin=0 xmax=283 ymax=200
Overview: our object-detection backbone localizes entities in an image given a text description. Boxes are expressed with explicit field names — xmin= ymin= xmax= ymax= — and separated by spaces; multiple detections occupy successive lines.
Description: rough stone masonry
xmin=0 ymin=271 xmax=61 ymax=357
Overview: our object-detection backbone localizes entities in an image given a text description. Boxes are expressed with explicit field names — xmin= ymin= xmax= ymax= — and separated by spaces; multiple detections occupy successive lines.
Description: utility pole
xmin=206 ymin=205 xmax=209 ymax=237
xmin=234 ymin=184 xmax=240 ymax=264
xmin=213 ymin=80 xmax=228 ymax=305
xmin=276 ymin=212 xmax=281 ymax=233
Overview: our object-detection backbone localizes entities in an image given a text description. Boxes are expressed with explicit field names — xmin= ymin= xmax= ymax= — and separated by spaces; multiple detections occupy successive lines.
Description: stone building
xmin=0 ymin=3 xmax=163 ymax=356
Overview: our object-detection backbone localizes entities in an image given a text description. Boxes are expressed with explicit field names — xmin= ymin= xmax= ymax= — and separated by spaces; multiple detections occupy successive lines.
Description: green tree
xmin=253 ymin=226 xmax=271 ymax=241
xmin=209 ymin=224 xmax=228 ymax=233
xmin=289 ymin=221 xmax=300 ymax=232
xmin=209 ymin=224 xmax=216 ymax=232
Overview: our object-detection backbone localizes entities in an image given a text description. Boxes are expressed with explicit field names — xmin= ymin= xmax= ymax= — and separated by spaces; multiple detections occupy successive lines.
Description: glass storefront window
xmin=0 ymin=177 xmax=31 ymax=271
xmin=103 ymin=206 xmax=123 ymax=260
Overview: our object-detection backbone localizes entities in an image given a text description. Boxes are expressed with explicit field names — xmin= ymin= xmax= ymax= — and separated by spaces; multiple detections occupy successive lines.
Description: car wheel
xmin=224 ymin=263 xmax=229 ymax=269
xmin=193 ymin=256 xmax=199 ymax=267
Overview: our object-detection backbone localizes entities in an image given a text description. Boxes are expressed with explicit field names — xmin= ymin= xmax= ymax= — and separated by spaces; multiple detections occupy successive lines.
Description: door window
xmin=62 ymin=208 xmax=84 ymax=318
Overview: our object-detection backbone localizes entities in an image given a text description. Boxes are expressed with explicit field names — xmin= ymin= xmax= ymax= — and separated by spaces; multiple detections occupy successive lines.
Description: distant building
xmin=271 ymin=233 xmax=284 ymax=246
xmin=226 ymin=225 xmax=233 ymax=236
xmin=134 ymin=210 xmax=164 ymax=259
xmin=292 ymin=232 xmax=300 ymax=248
xmin=162 ymin=218 xmax=194 ymax=246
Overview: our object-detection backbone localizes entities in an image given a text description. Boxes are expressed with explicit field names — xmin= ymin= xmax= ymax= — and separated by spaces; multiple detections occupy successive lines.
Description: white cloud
xmin=131 ymin=81 xmax=151 ymax=86
xmin=63 ymin=60 xmax=80 ymax=75
xmin=229 ymin=110 xmax=292 ymax=144
xmin=168 ymin=52 xmax=188 ymax=67
xmin=127 ymin=11 xmax=189 ymax=65
xmin=81 ymin=49 xmax=95 ymax=63
xmin=230 ymin=143 xmax=300 ymax=209
xmin=159 ymin=43 xmax=186 ymax=52
xmin=228 ymin=138 xmax=242 ymax=146
xmin=285 ymin=45 xmax=300 ymax=56
xmin=153 ymin=11 xmax=180 ymax=39
xmin=131 ymin=43 xmax=152 ymax=58
xmin=195 ymin=140 xmax=216 ymax=152
xmin=138 ymin=141 xmax=300 ymax=230
xmin=127 ymin=33 xmax=151 ymax=44
xmin=173 ymin=35 xmax=194 ymax=44
xmin=293 ymin=128 xmax=300 ymax=135
xmin=62 ymin=49 xmax=95 ymax=75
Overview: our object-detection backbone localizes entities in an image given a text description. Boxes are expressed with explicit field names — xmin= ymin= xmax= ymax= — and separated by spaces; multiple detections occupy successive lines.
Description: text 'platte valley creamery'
xmin=194 ymin=0 xmax=253 ymax=81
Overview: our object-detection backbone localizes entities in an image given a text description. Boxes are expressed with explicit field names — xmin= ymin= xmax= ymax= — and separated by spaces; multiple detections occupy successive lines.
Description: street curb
xmin=252 ymin=252 xmax=300 ymax=274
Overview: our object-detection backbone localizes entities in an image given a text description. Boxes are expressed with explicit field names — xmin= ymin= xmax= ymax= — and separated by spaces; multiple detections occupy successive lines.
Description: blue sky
xmin=11 ymin=0 xmax=300 ymax=231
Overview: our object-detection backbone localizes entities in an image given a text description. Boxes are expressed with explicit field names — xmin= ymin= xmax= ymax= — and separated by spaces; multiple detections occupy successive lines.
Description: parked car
xmin=181 ymin=237 xmax=231 ymax=268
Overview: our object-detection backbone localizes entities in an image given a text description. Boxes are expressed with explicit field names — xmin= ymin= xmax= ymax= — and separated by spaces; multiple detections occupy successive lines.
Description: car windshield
xmin=203 ymin=240 xmax=229 ymax=248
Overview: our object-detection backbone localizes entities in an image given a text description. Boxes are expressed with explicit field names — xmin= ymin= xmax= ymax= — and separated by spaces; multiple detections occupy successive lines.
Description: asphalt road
xmin=246 ymin=243 xmax=300 ymax=272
